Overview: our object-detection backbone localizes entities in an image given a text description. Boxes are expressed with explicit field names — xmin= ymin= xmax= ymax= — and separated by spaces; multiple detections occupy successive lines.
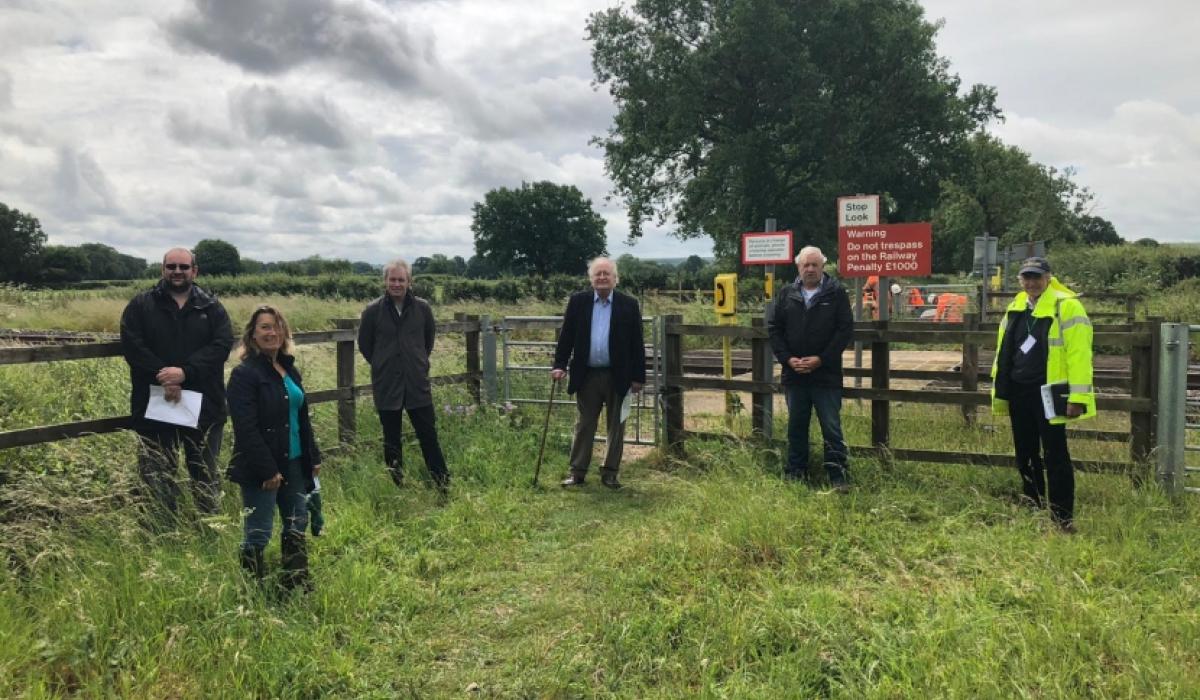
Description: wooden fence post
xmin=1129 ymin=318 xmax=1158 ymax=483
xmin=961 ymin=312 xmax=979 ymax=425
xmin=871 ymin=320 xmax=890 ymax=450
xmin=751 ymin=317 xmax=774 ymax=440
xmin=333 ymin=318 xmax=357 ymax=446
xmin=459 ymin=313 xmax=481 ymax=405
xmin=662 ymin=314 xmax=685 ymax=456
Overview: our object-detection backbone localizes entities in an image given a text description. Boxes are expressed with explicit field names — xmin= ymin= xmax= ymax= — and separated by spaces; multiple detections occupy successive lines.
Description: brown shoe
xmin=560 ymin=475 xmax=586 ymax=488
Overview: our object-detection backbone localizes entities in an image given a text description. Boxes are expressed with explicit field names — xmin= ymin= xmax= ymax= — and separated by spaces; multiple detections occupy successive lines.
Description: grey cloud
xmin=54 ymin=146 xmax=119 ymax=219
xmin=166 ymin=108 xmax=237 ymax=148
xmin=229 ymin=85 xmax=355 ymax=149
xmin=0 ymin=69 xmax=11 ymax=110
xmin=166 ymin=0 xmax=438 ymax=93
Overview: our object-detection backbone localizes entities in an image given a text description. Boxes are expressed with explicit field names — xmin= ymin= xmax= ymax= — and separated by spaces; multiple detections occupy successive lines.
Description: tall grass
xmin=2 ymin=411 xmax=1198 ymax=697
xmin=3 ymin=293 xmax=1199 ymax=696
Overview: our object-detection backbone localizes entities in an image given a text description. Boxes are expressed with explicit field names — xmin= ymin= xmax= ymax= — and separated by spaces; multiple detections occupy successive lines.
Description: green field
xmin=2 ymin=293 xmax=1199 ymax=697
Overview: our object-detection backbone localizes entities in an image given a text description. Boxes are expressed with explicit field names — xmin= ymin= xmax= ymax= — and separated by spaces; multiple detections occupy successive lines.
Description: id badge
xmin=1019 ymin=335 xmax=1036 ymax=354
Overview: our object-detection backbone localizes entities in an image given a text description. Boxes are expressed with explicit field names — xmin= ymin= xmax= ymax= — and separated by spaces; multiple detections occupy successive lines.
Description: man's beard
xmin=165 ymin=277 xmax=192 ymax=294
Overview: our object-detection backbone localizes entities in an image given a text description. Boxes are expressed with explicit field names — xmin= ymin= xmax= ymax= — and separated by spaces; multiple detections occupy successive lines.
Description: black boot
xmin=239 ymin=546 xmax=264 ymax=582
xmin=387 ymin=464 xmax=404 ymax=487
xmin=280 ymin=531 xmax=311 ymax=593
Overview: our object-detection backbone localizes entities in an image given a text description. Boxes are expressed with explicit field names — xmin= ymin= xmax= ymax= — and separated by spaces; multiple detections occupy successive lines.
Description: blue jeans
xmin=785 ymin=383 xmax=849 ymax=482
xmin=239 ymin=458 xmax=308 ymax=550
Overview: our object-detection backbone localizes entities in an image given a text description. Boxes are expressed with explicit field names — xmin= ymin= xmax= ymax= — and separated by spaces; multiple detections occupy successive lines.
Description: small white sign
xmin=741 ymin=231 xmax=794 ymax=265
xmin=838 ymin=195 xmax=880 ymax=227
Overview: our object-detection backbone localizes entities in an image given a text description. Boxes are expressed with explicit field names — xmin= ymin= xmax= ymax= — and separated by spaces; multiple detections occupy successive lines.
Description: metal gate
xmin=1156 ymin=323 xmax=1200 ymax=494
xmin=498 ymin=316 xmax=661 ymax=446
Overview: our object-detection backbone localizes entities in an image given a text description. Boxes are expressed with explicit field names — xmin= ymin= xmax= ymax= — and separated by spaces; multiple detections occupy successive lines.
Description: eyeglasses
xmin=164 ymin=264 xmax=192 ymax=271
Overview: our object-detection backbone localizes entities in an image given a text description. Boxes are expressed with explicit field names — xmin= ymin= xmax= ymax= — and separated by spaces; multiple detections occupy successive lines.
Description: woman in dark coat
xmin=227 ymin=305 xmax=321 ymax=590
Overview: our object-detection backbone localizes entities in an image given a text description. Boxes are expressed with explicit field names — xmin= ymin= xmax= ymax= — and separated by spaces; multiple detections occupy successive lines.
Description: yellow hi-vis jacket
xmin=990 ymin=277 xmax=1096 ymax=423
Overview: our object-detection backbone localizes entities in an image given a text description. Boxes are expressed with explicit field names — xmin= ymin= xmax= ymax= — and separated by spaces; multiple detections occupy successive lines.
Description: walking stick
xmin=533 ymin=376 xmax=560 ymax=487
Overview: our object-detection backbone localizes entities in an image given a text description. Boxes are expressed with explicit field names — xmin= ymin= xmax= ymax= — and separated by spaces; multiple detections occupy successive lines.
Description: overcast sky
xmin=1 ymin=1 xmax=1197 ymax=267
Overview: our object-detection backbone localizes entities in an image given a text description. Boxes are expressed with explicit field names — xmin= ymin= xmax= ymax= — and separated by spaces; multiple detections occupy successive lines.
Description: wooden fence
xmin=0 ymin=314 xmax=485 ymax=451
xmin=1 ymin=311 xmax=1161 ymax=477
xmin=660 ymin=313 xmax=1159 ymax=474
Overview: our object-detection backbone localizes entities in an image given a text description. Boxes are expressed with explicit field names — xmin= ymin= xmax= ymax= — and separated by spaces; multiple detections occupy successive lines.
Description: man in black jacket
xmin=551 ymin=257 xmax=646 ymax=489
xmin=120 ymin=247 xmax=234 ymax=520
xmin=767 ymin=246 xmax=854 ymax=488
xmin=357 ymin=258 xmax=448 ymax=491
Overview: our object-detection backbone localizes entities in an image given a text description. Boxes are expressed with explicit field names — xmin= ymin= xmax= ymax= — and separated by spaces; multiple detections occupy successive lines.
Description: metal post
xmin=481 ymin=314 xmax=497 ymax=404
xmin=980 ymin=231 xmax=991 ymax=322
xmin=1156 ymin=323 xmax=1189 ymax=495
xmin=501 ymin=320 xmax=511 ymax=404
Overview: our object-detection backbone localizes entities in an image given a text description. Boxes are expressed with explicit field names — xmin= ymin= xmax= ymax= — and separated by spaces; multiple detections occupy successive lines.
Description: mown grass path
xmin=3 ymin=408 xmax=1198 ymax=698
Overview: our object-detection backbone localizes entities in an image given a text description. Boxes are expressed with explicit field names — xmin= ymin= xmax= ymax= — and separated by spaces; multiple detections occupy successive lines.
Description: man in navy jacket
xmin=768 ymin=246 xmax=854 ymax=488
xmin=551 ymin=257 xmax=646 ymax=488
xmin=120 ymin=247 xmax=234 ymax=521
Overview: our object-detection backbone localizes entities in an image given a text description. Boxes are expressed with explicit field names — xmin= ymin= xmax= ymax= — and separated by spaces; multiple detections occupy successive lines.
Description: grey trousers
xmin=568 ymin=368 xmax=626 ymax=477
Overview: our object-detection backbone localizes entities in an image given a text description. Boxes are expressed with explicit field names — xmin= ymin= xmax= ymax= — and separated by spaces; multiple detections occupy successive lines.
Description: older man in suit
xmin=551 ymin=257 xmax=646 ymax=489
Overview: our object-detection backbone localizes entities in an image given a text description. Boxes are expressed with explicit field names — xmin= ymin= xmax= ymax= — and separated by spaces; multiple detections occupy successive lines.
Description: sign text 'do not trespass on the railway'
xmin=837 ymin=223 xmax=932 ymax=277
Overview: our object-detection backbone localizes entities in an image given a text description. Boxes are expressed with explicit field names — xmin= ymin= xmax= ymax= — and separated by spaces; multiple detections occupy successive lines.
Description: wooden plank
xmin=666 ymin=323 xmax=763 ymax=339
xmin=499 ymin=318 xmax=563 ymax=331
xmin=438 ymin=320 xmax=480 ymax=334
xmin=431 ymin=372 xmax=476 ymax=386
xmin=0 ymin=341 xmax=124 ymax=364
xmin=292 ymin=329 xmax=356 ymax=345
xmin=681 ymin=431 xmax=1137 ymax=475
xmin=0 ymin=416 xmax=133 ymax=449
xmin=1066 ymin=429 xmax=1130 ymax=443
xmin=307 ymin=387 xmax=352 ymax=404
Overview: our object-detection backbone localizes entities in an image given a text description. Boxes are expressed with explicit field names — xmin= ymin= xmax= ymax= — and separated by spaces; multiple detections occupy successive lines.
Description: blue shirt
xmin=588 ymin=292 xmax=612 ymax=368
xmin=283 ymin=374 xmax=305 ymax=459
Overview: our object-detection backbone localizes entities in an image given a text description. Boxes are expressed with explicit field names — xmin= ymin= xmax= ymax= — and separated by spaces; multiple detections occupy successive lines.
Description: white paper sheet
xmin=1040 ymin=384 xmax=1055 ymax=420
xmin=619 ymin=389 xmax=633 ymax=424
xmin=1019 ymin=335 xmax=1036 ymax=354
xmin=145 ymin=385 xmax=203 ymax=428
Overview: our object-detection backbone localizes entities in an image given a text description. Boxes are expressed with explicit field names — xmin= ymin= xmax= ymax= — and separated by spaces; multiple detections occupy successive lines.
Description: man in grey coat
xmin=358 ymin=258 xmax=449 ymax=490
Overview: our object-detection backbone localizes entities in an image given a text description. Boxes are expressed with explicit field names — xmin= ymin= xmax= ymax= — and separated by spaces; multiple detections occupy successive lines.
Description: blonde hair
xmin=239 ymin=304 xmax=294 ymax=360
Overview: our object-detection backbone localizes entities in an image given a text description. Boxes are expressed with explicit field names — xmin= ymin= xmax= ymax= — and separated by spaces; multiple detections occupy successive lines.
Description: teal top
xmin=283 ymin=374 xmax=304 ymax=460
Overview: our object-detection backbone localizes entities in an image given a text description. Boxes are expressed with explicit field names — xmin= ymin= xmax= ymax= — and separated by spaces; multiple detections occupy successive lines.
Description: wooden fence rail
xmin=0 ymin=317 xmax=486 ymax=451
xmin=659 ymin=313 xmax=1160 ymax=475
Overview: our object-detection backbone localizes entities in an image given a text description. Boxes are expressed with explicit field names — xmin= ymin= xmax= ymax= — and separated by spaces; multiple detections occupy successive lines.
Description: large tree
xmin=471 ymin=181 xmax=607 ymax=276
xmin=931 ymin=133 xmax=1092 ymax=272
xmin=193 ymin=238 xmax=241 ymax=276
xmin=588 ymin=0 xmax=999 ymax=260
xmin=0 ymin=203 xmax=48 ymax=284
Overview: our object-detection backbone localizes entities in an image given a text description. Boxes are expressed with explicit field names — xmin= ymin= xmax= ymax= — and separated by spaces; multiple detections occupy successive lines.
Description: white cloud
xmin=4 ymin=0 xmax=1195 ymax=270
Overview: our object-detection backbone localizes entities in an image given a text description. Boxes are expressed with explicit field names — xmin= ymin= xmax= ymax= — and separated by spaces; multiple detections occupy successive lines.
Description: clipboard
xmin=1039 ymin=381 xmax=1069 ymax=420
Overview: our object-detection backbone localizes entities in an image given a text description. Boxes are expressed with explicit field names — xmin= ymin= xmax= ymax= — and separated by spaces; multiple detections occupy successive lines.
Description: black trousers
xmin=378 ymin=405 xmax=448 ymax=485
xmin=135 ymin=421 xmax=224 ymax=519
xmin=1008 ymin=383 xmax=1075 ymax=524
